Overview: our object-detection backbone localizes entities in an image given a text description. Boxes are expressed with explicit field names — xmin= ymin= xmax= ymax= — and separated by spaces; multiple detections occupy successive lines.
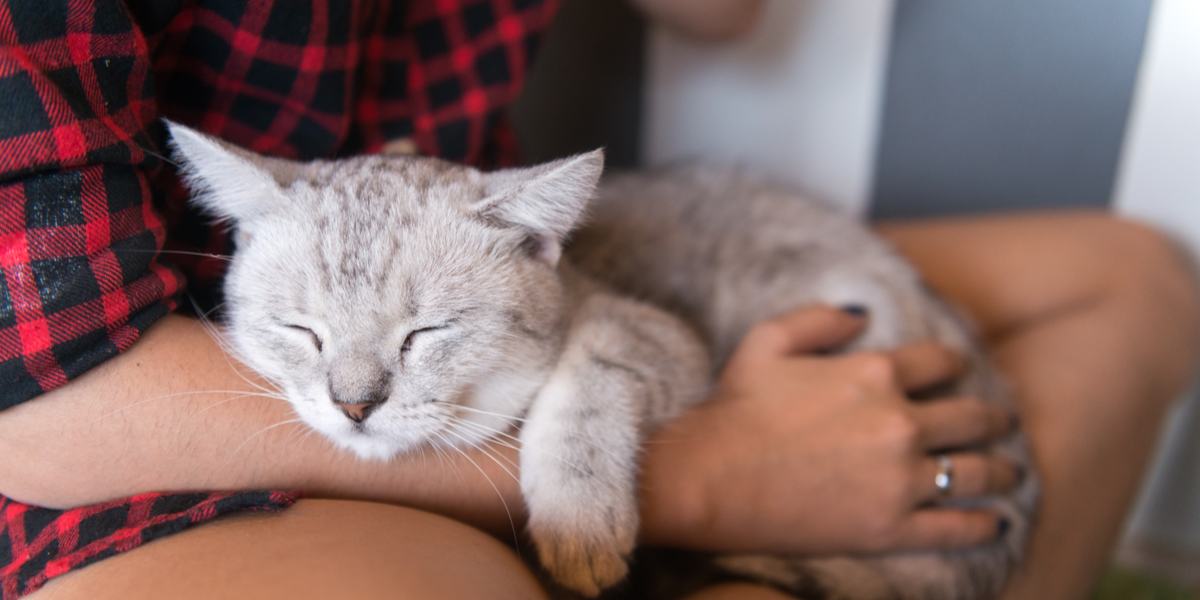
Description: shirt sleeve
xmin=0 ymin=0 xmax=182 ymax=409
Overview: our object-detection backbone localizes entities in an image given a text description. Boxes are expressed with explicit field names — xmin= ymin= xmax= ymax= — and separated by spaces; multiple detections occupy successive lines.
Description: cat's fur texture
xmin=168 ymin=121 xmax=1037 ymax=599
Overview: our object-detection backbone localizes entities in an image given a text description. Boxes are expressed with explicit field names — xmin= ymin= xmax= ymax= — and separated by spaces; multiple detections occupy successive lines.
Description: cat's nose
xmin=338 ymin=400 xmax=381 ymax=423
xmin=333 ymin=387 xmax=389 ymax=423
xmin=329 ymin=371 xmax=391 ymax=423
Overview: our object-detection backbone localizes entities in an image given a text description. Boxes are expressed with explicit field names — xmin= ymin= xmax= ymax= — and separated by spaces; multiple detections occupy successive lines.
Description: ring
xmin=934 ymin=454 xmax=954 ymax=497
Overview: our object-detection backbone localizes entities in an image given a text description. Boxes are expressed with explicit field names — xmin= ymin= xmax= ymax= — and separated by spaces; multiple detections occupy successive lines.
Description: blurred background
xmin=513 ymin=0 xmax=1200 ymax=595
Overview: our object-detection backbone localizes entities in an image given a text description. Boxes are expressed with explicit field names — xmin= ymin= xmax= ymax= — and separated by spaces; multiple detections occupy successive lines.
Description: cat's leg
xmin=521 ymin=293 xmax=710 ymax=597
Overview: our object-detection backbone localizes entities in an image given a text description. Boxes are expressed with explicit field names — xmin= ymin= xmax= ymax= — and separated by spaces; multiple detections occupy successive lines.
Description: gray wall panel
xmin=871 ymin=0 xmax=1153 ymax=219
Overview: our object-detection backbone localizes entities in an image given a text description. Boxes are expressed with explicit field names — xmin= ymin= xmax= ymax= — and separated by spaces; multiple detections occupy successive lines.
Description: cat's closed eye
xmin=283 ymin=323 xmax=323 ymax=352
xmin=401 ymin=324 xmax=449 ymax=355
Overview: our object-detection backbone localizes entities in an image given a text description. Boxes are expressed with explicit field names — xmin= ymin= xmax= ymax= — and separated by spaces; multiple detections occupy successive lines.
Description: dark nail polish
xmin=840 ymin=304 xmax=869 ymax=317
xmin=1009 ymin=412 xmax=1021 ymax=431
xmin=997 ymin=518 xmax=1011 ymax=539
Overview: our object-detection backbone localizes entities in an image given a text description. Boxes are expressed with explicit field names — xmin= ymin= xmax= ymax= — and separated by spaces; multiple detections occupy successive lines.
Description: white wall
xmin=644 ymin=0 xmax=894 ymax=215
xmin=1112 ymin=0 xmax=1200 ymax=583
xmin=1114 ymin=0 xmax=1200 ymax=251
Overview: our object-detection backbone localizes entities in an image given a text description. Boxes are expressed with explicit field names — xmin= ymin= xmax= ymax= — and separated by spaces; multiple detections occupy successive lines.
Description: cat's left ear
xmin=473 ymin=149 xmax=604 ymax=265
xmin=166 ymin=120 xmax=304 ymax=226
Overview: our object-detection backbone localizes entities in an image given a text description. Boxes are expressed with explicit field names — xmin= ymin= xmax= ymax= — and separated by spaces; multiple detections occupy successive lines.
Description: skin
xmin=9 ymin=3 xmax=1187 ymax=599
xmin=629 ymin=0 xmax=765 ymax=40
xmin=880 ymin=212 xmax=1200 ymax=599
xmin=38 ymin=499 xmax=550 ymax=600
xmin=15 ymin=211 xmax=1199 ymax=600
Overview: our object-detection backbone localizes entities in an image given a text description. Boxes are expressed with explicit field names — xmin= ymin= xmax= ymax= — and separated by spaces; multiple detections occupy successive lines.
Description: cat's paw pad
xmin=533 ymin=527 xmax=630 ymax=598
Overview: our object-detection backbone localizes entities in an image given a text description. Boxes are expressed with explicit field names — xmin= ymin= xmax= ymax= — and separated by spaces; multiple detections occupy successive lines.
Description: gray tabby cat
xmin=167 ymin=121 xmax=1037 ymax=599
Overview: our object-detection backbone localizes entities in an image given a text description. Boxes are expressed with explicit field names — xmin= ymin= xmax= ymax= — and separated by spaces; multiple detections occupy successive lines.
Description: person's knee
xmin=1096 ymin=216 xmax=1197 ymax=298
xmin=1088 ymin=215 xmax=1200 ymax=391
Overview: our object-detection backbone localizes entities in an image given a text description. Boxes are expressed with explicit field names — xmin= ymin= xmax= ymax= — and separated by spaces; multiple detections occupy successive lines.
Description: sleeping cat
xmin=167 ymin=121 xmax=1037 ymax=599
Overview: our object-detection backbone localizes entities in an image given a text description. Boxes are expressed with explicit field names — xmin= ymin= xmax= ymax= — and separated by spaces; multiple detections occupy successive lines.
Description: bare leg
xmin=685 ymin=583 xmax=794 ymax=600
xmin=32 ymin=499 xmax=547 ymax=600
xmin=879 ymin=212 xmax=1200 ymax=599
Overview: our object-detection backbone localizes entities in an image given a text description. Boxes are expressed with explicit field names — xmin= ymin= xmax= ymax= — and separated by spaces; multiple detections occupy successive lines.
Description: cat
xmin=167 ymin=121 xmax=1037 ymax=599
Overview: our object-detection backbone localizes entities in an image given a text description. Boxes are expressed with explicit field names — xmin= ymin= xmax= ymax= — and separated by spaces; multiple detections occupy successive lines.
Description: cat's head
xmin=167 ymin=122 xmax=602 ymax=459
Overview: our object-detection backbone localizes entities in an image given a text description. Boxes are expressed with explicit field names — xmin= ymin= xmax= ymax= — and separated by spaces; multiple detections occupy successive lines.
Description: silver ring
xmin=934 ymin=454 xmax=954 ymax=497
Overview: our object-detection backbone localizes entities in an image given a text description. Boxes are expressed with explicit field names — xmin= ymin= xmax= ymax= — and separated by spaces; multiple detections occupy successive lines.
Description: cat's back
xmin=571 ymin=165 xmax=934 ymax=363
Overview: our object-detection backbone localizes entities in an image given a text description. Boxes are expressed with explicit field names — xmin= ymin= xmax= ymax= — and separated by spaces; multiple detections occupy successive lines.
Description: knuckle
xmin=959 ymin=455 xmax=989 ymax=493
xmin=992 ymin=458 xmax=1020 ymax=491
xmin=748 ymin=320 xmax=789 ymax=350
xmin=850 ymin=352 xmax=897 ymax=386
xmin=962 ymin=397 xmax=989 ymax=419
xmin=878 ymin=411 xmax=920 ymax=448
xmin=969 ymin=514 xmax=997 ymax=542
xmin=937 ymin=345 xmax=967 ymax=374
xmin=960 ymin=399 xmax=992 ymax=436
xmin=939 ymin=513 xmax=974 ymax=544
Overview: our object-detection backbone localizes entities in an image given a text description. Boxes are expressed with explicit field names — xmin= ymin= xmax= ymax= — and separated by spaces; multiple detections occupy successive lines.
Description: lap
xmin=32 ymin=499 xmax=547 ymax=600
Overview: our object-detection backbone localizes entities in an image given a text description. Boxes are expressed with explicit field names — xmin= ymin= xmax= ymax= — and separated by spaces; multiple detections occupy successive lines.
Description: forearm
xmin=0 ymin=315 xmax=524 ymax=536
xmin=629 ymin=0 xmax=763 ymax=40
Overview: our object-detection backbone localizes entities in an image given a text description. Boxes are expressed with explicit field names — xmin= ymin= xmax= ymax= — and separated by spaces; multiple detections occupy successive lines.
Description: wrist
xmin=637 ymin=409 xmax=715 ymax=547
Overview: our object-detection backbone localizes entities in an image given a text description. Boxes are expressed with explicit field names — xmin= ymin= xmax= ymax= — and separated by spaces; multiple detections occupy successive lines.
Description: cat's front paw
xmin=528 ymin=508 xmax=635 ymax=597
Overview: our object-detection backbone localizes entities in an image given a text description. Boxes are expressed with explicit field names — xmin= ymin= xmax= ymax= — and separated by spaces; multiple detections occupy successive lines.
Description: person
xmin=0 ymin=1 xmax=1195 ymax=599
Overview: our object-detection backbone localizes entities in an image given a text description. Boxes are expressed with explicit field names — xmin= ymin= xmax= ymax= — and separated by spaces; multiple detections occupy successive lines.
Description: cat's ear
xmin=473 ymin=149 xmax=604 ymax=265
xmin=165 ymin=120 xmax=302 ymax=224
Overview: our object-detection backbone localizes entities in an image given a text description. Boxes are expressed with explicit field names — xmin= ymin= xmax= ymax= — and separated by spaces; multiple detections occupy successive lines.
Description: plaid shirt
xmin=0 ymin=0 xmax=556 ymax=596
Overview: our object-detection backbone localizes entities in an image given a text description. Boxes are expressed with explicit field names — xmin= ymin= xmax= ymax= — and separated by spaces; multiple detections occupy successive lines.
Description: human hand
xmin=639 ymin=305 xmax=1020 ymax=554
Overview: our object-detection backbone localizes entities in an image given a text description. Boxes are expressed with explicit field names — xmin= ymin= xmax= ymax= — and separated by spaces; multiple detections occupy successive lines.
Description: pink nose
xmin=340 ymin=402 xmax=379 ymax=423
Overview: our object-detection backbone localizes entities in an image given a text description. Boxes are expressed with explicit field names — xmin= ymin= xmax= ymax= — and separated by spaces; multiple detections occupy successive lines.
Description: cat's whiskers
xmin=450 ymin=416 xmax=604 ymax=478
xmin=430 ymin=432 xmax=468 ymax=486
xmin=436 ymin=401 xmax=529 ymax=424
xmin=134 ymin=141 xmax=182 ymax=168
xmin=108 ymin=248 xmax=233 ymax=262
xmin=457 ymin=412 xmax=628 ymax=466
xmin=226 ymin=417 xmax=307 ymax=461
xmin=434 ymin=429 xmax=520 ymax=547
xmin=190 ymin=296 xmax=285 ymax=397
xmin=287 ymin=422 xmax=323 ymax=448
xmin=442 ymin=426 xmax=520 ymax=486
xmin=195 ymin=391 xmax=289 ymax=414
xmin=447 ymin=414 xmax=523 ymax=447
xmin=444 ymin=419 xmax=522 ymax=474
xmin=97 ymin=389 xmax=286 ymax=421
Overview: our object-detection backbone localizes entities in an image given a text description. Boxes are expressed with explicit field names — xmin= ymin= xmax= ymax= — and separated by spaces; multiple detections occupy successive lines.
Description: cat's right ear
xmin=165 ymin=120 xmax=301 ymax=225
xmin=473 ymin=149 xmax=604 ymax=265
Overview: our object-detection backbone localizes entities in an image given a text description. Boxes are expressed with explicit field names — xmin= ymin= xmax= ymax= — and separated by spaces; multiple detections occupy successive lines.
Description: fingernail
xmin=1009 ymin=412 xmax=1021 ymax=431
xmin=840 ymin=304 xmax=869 ymax=318
xmin=996 ymin=518 xmax=1011 ymax=539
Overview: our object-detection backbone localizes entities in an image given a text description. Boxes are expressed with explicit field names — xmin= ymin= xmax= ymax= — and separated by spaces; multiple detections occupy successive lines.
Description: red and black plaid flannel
xmin=0 ymin=0 xmax=557 ymax=597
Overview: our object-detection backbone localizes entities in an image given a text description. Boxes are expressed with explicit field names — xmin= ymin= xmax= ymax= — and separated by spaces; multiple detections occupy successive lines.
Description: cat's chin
xmin=334 ymin=433 xmax=409 ymax=461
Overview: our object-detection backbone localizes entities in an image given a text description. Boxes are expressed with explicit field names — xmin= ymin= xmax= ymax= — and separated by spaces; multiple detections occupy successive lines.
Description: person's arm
xmin=877 ymin=211 xmax=1200 ymax=599
xmin=0 ymin=306 xmax=1017 ymax=553
xmin=629 ymin=0 xmax=764 ymax=41
xmin=0 ymin=314 xmax=524 ymax=532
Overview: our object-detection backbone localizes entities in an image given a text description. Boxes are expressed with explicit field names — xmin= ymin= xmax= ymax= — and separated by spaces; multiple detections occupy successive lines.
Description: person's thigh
xmin=684 ymin=583 xmax=794 ymax=599
xmin=32 ymin=499 xmax=547 ymax=600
